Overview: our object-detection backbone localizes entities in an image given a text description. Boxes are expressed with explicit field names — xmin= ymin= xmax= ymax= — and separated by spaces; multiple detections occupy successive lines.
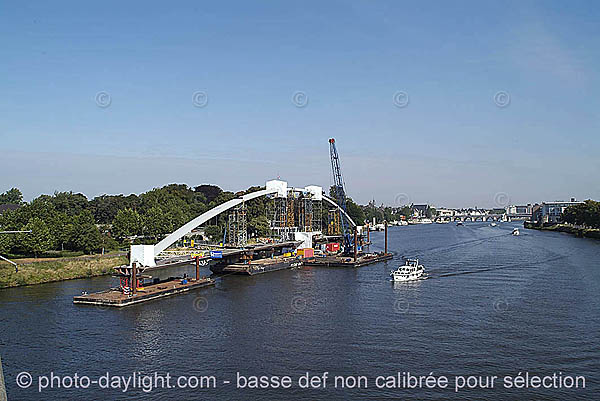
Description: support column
xmin=131 ymin=262 xmax=137 ymax=295
xmin=384 ymin=220 xmax=388 ymax=254
xmin=195 ymin=256 xmax=200 ymax=281
xmin=353 ymin=227 xmax=358 ymax=262
xmin=366 ymin=223 xmax=370 ymax=243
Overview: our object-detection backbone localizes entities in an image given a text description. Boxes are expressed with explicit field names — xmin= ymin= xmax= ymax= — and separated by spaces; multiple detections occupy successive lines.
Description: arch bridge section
xmin=129 ymin=180 xmax=355 ymax=268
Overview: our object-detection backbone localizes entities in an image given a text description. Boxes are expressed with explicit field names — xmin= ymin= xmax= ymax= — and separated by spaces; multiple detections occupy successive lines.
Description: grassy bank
xmin=0 ymin=255 xmax=128 ymax=289
xmin=524 ymin=222 xmax=600 ymax=240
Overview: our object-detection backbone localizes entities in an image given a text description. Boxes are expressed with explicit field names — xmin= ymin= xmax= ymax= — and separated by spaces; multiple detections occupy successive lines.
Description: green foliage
xmin=0 ymin=232 xmax=12 ymax=254
xmin=112 ymin=208 xmax=143 ymax=241
xmin=21 ymin=217 xmax=54 ymax=257
xmin=563 ymin=200 xmax=600 ymax=228
xmin=399 ymin=206 xmax=412 ymax=219
xmin=204 ymin=225 xmax=223 ymax=242
xmin=0 ymin=188 xmax=23 ymax=205
xmin=346 ymin=197 xmax=366 ymax=225
xmin=363 ymin=204 xmax=384 ymax=224
xmin=194 ymin=184 xmax=222 ymax=203
xmin=249 ymin=215 xmax=270 ymax=237
xmin=90 ymin=194 xmax=139 ymax=224
xmin=143 ymin=206 xmax=173 ymax=240
xmin=71 ymin=211 xmax=104 ymax=254
xmin=51 ymin=191 xmax=89 ymax=216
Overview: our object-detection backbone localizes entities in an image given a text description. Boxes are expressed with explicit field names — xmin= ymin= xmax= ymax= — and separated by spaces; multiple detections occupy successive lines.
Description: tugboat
xmin=390 ymin=259 xmax=425 ymax=282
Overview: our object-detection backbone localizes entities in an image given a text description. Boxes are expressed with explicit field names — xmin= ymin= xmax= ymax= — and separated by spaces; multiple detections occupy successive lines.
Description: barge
xmin=73 ymin=277 xmax=215 ymax=307
xmin=303 ymin=252 xmax=393 ymax=268
xmin=215 ymin=256 xmax=303 ymax=275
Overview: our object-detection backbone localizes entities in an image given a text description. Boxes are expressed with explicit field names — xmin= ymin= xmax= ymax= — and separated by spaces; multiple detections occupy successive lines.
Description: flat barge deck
xmin=221 ymin=257 xmax=303 ymax=275
xmin=303 ymin=252 xmax=393 ymax=268
xmin=73 ymin=277 xmax=215 ymax=307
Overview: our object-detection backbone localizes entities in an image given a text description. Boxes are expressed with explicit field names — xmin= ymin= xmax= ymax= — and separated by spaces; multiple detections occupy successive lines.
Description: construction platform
xmin=303 ymin=252 xmax=393 ymax=268
xmin=148 ymin=241 xmax=302 ymax=271
xmin=73 ymin=277 xmax=215 ymax=307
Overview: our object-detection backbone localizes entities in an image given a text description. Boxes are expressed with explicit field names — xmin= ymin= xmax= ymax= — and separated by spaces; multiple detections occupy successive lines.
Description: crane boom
xmin=329 ymin=138 xmax=352 ymax=252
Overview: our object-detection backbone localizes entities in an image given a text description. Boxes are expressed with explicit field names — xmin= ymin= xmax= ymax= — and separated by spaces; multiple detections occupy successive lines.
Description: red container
xmin=326 ymin=243 xmax=340 ymax=252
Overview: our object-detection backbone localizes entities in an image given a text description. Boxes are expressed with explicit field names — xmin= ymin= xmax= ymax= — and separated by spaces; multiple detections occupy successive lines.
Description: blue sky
xmin=1 ymin=0 xmax=599 ymax=207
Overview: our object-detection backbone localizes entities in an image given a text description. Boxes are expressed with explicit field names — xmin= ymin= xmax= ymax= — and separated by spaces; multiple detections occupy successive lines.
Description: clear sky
xmin=1 ymin=0 xmax=599 ymax=208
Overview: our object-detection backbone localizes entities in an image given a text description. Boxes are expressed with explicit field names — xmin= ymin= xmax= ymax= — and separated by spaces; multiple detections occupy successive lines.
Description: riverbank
xmin=524 ymin=221 xmax=600 ymax=239
xmin=0 ymin=255 xmax=128 ymax=289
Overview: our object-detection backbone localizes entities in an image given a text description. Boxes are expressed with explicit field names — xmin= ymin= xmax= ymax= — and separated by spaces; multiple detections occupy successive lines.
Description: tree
xmin=346 ymin=198 xmax=366 ymax=225
xmin=143 ymin=206 xmax=169 ymax=241
xmin=90 ymin=194 xmax=139 ymax=224
xmin=73 ymin=223 xmax=103 ymax=254
xmin=194 ymin=184 xmax=222 ymax=203
xmin=51 ymin=191 xmax=89 ymax=216
xmin=400 ymin=206 xmax=412 ymax=219
xmin=0 ymin=233 xmax=13 ymax=255
xmin=21 ymin=217 xmax=53 ymax=257
xmin=204 ymin=225 xmax=223 ymax=243
xmin=563 ymin=200 xmax=600 ymax=228
xmin=48 ymin=212 xmax=74 ymax=251
xmin=426 ymin=207 xmax=436 ymax=219
xmin=69 ymin=211 xmax=103 ymax=254
xmin=111 ymin=208 xmax=143 ymax=241
xmin=363 ymin=204 xmax=384 ymax=224
xmin=0 ymin=188 xmax=23 ymax=205
xmin=248 ymin=215 xmax=270 ymax=237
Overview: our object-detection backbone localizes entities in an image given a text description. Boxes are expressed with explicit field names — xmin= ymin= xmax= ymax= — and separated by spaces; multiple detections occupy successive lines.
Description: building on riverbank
xmin=505 ymin=204 xmax=533 ymax=220
xmin=531 ymin=199 xmax=582 ymax=223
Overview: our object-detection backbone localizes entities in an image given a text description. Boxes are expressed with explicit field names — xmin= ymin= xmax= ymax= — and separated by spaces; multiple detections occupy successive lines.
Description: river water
xmin=1 ymin=222 xmax=599 ymax=400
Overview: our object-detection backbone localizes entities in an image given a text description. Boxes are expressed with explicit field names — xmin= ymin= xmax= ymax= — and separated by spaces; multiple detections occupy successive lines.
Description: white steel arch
xmin=150 ymin=183 xmax=357 ymax=258
xmin=153 ymin=188 xmax=277 ymax=256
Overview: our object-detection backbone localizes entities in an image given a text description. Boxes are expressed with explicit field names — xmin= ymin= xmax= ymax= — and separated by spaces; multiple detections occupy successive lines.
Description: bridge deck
xmin=146 ymin=241 xmax=302 ymax=271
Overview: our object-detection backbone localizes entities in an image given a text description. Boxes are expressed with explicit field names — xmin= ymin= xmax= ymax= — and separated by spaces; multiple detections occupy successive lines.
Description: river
xmin=1 ymin=221 xmax=599 ymax=400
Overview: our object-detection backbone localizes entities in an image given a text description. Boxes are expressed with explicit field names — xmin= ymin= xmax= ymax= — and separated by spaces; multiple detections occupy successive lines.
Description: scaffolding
xmin=267 ymin=188 xmax=324 ymax=241
xmin=227 ymin=202 xmax=247 ymax=247
xmin=328 ymin=208 xmax=341 ymax=235
xmin=312 ymin=199 xmax=322 ymax=232
xmin=299 ymin=197 xmax=313 ymax=232
xmin=269 ymin=197 xmax=287 ymax=229
xmin=286 ymin=195 xmax=295 ymax=228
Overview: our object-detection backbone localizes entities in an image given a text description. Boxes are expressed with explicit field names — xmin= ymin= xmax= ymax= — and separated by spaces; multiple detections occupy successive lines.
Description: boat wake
xmin=428 ymin=252 xmax=573 ymax=279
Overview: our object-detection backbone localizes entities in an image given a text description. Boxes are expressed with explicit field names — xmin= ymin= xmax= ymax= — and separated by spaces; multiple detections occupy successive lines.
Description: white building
xmin=533 ymin=199 xmax=582 ymax=223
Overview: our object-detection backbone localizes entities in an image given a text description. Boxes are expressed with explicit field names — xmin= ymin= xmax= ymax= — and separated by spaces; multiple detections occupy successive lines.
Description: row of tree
xmin=1 ymin=184 xmax=442 ymax=258
xmin=562 ymin=200 xmax=600 ymax=228
xmin=0 ymin=185 xmax=277 ymax=257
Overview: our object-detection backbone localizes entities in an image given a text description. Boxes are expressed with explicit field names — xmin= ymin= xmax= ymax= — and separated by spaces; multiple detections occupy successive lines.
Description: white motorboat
xmin=390 ymin=259 xmax=425 ymax=282
xmin=512 ymin=228 xmax=520 ymax=236
xmin=490 ymin=222 xmax=497 ymax=227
